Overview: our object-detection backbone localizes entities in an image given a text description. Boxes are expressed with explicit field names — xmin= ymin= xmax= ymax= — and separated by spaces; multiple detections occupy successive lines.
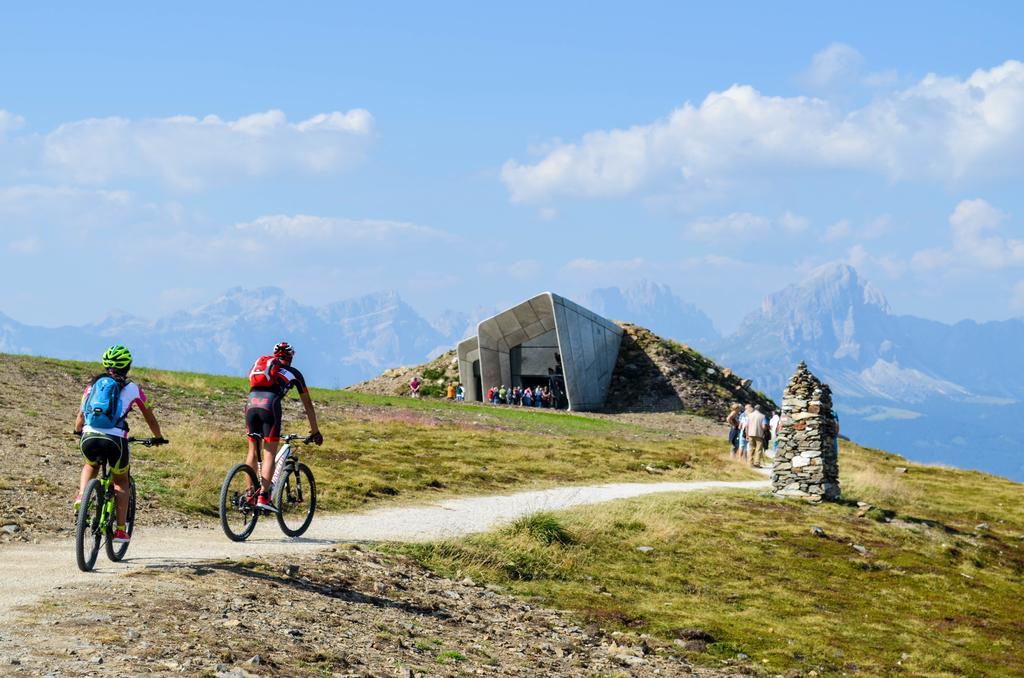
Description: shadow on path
xmin=144 ymin=560 xmax=448 ymax=619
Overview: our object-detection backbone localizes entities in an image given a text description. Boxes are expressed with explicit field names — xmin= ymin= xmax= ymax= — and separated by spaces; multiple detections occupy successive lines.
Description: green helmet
xmin=101 ymin=344 xmax=133 ymax=370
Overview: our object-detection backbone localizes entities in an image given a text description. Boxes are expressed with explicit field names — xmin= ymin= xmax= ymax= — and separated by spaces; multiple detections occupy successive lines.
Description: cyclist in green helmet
xmin=73 ymin=345 xmax=166 ymax=544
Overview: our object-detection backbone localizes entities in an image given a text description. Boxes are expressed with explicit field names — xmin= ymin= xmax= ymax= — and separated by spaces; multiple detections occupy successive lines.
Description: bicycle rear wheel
xmin=219 ymin=463 xmax=260 ymax=542
xmin=106 ymin=476 xmax=136 ymax=562
xmin=75 ymin=479 xmax=104 ymax=572
xmin=274 ymin=462 xmax=316 ymax=537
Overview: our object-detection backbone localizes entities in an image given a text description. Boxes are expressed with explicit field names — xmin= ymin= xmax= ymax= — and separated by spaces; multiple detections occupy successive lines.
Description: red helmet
xmin=273 ymin=341 xmax=295 ymax=359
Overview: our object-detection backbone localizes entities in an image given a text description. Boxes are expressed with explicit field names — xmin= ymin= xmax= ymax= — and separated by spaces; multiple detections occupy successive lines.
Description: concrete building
xmin=457 ymin=292 xmax=623 ymax=411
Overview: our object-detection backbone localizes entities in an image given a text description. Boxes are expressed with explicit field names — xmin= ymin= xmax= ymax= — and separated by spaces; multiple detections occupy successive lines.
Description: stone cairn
xmin=772 ymin=362 xmax=840 ymax=501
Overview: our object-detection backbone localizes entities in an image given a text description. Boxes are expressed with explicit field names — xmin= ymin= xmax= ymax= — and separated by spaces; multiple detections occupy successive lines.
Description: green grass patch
xmin=435 ymin=650 xmax=466 ymax=664
xmin=145 ymin=416 xmax=758 ymax=516
xmin=397 ymin=442 xmax=1024 ymax=676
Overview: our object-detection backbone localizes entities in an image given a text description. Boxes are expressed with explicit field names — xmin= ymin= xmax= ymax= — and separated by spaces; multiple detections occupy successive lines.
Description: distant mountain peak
xmin=800 ymin=262 xmax=891 ymax=314
xmin=583 ymin=280 xmax=720 ymax=349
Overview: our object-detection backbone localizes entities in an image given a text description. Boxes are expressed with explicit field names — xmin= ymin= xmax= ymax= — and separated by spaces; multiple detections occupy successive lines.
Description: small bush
xmin=501 ymin=550 xmax=556 ymax=581
xmin=507 ymin=512 xmax=577 ymax=546
xmin=422 ymin=367 xmax=447 ymax=381
xmin=436 ymin=650 xmax=466 ymax=663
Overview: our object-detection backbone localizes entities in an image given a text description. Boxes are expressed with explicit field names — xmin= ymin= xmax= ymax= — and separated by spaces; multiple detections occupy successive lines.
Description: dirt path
xmin=1 ymin=479 xmax=768 ymax=619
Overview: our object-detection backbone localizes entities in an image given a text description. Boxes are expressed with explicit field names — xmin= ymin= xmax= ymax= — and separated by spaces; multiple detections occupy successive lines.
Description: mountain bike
xmin=218 ymin=433 xmax=317 ymax=542
xmin=74 ymin=436 xmax=168 ymax=572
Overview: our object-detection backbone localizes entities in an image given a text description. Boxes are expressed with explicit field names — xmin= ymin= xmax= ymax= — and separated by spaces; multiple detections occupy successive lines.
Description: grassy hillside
xmin=0 ymin=353 xmax=758 ymax=537
xmin=350 ymin=322 xmax=777 ymax=419
xmin=400 ymin=443 xmax=1024 ymax=676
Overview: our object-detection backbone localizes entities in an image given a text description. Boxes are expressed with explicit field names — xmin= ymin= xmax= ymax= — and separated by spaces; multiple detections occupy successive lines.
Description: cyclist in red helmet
xmin=245 ymin=342 xmax=323 ymax=511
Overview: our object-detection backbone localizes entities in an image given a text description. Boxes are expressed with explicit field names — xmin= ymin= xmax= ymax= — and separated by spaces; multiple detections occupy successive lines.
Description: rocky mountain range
xmin=0 ymin=288 xmax=460 ymax=388
xmin=711 ymin=263 xmax=1023 ymax=480
xmin=581 ymin=281 xmax=720 ymax=351
xmin=1 ymin=271 xmax=1021 ymax=478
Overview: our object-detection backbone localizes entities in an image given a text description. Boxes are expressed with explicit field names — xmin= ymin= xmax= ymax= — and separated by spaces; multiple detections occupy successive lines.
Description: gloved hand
xmin=309 ymin=431 xmax=324 ymax=446
xmin=152 ymin=437 xmax=170 ymax=446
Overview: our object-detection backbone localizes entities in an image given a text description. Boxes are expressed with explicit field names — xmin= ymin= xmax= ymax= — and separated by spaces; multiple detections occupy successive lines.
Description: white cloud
xmin=4 ymin=108 xmax=373 ymax=190
xmin=1013 ymin=281 xmax=1024 ymax=309
xmin=683 ymin=210 xmax=809 ymax=242
xmin=0 ymin=109 xmax=25 ymax=137
xmin=502 ymin=59 xmax=1024 ymax=203
xmin=824 ymin=219 xmax=852 ymax=242
xmin=6 ymin=237 xmax=40 ymax=255
xmin=800 ymin=43 xmax=899 ymax=91
xmin=486 ymin=259 xmax=543 ymax=281
xmin=844 ymin=245 xmax=906 ymax=279
xmin=538 ymin=207 xmax=559 ymax=221
xmin=823 ymin=214 xmax=891 ymax=242
xmin=234 ymin=214 xmax=447 ymax=242
xmin=779 ymin=211 xmax=809 ymax=234
xmin=802 ymin=43 xmax=866 ymax=89
xmin=0 ymin=185 xmax=178 ymax=234
xmin=684 ymin=212 xmax=769 ymax=241
xmin=563 ymin=257 xmax=649 ymax=274
xmin=913 ymin=199 xmax=1024 ymax=271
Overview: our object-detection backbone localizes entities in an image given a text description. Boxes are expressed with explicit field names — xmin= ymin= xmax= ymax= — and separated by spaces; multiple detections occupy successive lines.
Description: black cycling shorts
xmin=246 ymin=391 xmax=283 ymax=443
xmin=81 ymin=432 xmax=131 ymax=474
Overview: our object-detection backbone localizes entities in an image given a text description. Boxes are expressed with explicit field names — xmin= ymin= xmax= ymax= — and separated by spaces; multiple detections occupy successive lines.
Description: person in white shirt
xmin=769 ymin=410 xmax=781 ymax=458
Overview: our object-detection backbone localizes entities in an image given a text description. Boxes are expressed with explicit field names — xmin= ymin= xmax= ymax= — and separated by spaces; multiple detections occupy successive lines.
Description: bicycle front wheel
xmin=219 ymin=463 xmax=260 ymax=542
xmin=75 ymin=479 xmax=104 ymax=572
xmin=106 ymin=476 xmax=136 ymax=562
xmin=274 ymin=462 xmax=316 ymax=537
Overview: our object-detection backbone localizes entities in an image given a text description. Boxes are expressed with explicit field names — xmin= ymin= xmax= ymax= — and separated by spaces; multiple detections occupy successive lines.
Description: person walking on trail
xmin=409 ymin=375 xmax=422 ymax=398
xmin=726 ymin=403 xmax=741 ymax=458
xmin=245 ymin=342 xmax=323 ymax=512
xmin=737 ymin=405 xmax=750 ymax=462
xmin=446 ymin=383 xmax=456 ymax=400
xmin=73 ymin=345 xmax=167 ymax=545
xmin=769 ymin=409 xmax=781 ymax=458
xmin=456 ymin=384 xmax=465 ymax=401
xmin=746 ymin=405 xmax=768 ymax=467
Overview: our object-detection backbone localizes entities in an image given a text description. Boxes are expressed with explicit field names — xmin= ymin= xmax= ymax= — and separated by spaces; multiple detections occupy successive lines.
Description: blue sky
xmin=1 ymin=2 xmax=1023 ymax=332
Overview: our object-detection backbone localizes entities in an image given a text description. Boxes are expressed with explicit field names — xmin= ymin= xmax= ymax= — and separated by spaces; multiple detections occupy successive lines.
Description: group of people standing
xmin=486 ymin=384 xmax=555 ymax=408
xmin=726 ymin=403 xmax=780 ymax=468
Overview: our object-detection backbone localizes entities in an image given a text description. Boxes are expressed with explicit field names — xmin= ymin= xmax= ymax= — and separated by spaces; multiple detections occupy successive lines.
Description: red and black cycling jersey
xmin=249 ymin=364 xmax=308 ymax=399
xmin=246 ymin=364 xmax=307 ymax=444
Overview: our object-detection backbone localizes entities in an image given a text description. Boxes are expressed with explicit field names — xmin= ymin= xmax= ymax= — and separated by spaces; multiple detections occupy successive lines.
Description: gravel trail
xmin=1 ymin=478 xmax=767 ymax=618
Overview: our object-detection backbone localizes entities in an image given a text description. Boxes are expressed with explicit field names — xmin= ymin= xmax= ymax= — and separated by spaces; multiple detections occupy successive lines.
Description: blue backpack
xmin=82 ymin=376 xmax=124 ymax=429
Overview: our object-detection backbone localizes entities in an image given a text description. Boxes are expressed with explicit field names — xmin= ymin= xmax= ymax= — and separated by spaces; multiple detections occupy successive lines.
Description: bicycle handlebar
xmin=72 ymin=432 xmax=168 ymax=447
xmin=128 ymin=437 xmax=170 ymax=447
xmin=247 ymin=433 xmax=316 ymax=444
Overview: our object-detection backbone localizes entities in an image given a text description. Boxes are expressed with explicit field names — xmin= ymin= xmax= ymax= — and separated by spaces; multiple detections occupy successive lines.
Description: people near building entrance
xmin=522 ymin=387 xmax=533 ymax=407
xmin=409 ymin=375 xmax=422 ymax=398
xmin=487 ymin=385 xmax=496 ymax=403
xmin=769 ymin=409 xmax=781 ymax=457
xmin=456 ymin=384 xmax=465 ymax=401
xmin=498 ymin=385 xmax=508 ymax=404
xmin=547 ymin=368 xmax=567 ymax=409
xmin=746 ymin=404 xmax=768 ymax=467
xmin=446 ymin=382 xmax=456 ymax=400
xmin=541 ymin=385 xmax=552 ymax=408
xmin=726 ymin=403 xmax=741 ymax=458
xmin=511 ymin=386 xmax=522 ymax=405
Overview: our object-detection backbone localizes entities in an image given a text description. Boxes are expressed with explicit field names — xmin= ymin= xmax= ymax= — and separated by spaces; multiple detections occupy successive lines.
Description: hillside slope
xmin=0 ymin=353 xmax=757 ymax=542
xmin=351 ymin=322 xmax=776 ymax=418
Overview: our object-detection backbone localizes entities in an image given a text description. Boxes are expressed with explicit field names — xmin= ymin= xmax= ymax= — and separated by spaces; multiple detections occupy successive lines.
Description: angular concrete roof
xmin=457 ymin=292 xmax=623 ymax=411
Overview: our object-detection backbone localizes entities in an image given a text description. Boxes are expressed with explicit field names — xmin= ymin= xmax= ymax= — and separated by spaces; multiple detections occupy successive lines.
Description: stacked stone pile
xmin=772 ymin=361 xmax=840 ymax=501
